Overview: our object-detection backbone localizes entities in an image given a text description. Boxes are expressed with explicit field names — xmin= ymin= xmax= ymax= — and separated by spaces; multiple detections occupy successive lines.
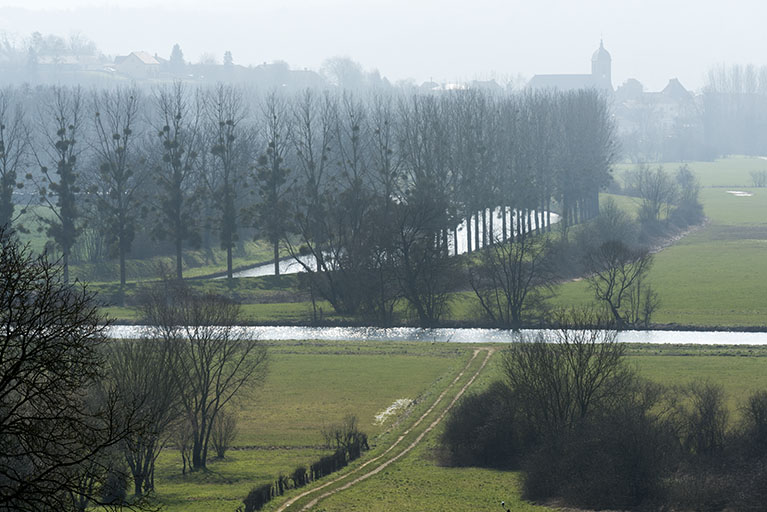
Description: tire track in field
xmin=276 ymin=348 xmax=494 ymax=512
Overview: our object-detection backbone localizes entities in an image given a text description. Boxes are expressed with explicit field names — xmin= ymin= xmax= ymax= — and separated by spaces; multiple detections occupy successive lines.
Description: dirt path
xmin=275 ymin=348 xmax=494 ymax=512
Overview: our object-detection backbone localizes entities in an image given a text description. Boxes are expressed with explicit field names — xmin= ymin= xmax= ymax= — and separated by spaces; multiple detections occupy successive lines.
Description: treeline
xmin=440 ymin=311 xmax=767 ymax=511
xmin=0 ymin=83 xmax=614 ymax=321
xmin=703 ymin=64 xmax=767 ymax=158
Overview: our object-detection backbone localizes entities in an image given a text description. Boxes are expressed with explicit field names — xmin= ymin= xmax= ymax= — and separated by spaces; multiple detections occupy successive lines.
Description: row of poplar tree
xmin=0 ymin=83 xmax=614 ymax=312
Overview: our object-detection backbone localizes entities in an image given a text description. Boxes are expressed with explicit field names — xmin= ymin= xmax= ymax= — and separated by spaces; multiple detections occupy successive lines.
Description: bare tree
xmin=469 ymin=233 xmax=556 ymax=328
xmin=141 ymin=281 xmax=268 ymax=471
xmin=32 ymin=86 xmax=85 ymax=283
xmin=393 ymin=199 xmax=456 ymax=327
xmin=105 ymin=338 xmax=180 ymax=496
xmin=151 ymin=82 xmax=202 ymax=280
xmin=0 ymin=227 xmax=137 ymax=510
xmin=321 ymin=414 xmax=368 ymax=454
xmin=679 ymin=381 xmax=729 ymax=457
xmin=210 ymin=408 xmax=238 ymax=459
xmin=320 ymin=57 xmax=365 ymax=90
xmin=751 ymin=170 xmax=767 ymax=188
xmin=627 ymin=163 xmax=677 ymax=225
xmin=0 ymin=87 xmax=28 ymax=231
xmin=90 ymin=86 xmax=144 ymax=287
xmin=502 ymin=309 xmax=632 ymax=437
xmin=203 ymin=84 xmax=252 ymax=280
xmin=253 ymin=91 xmax=291 ymax=275
xmin=583 ymin=240 xmax=658 ymax=328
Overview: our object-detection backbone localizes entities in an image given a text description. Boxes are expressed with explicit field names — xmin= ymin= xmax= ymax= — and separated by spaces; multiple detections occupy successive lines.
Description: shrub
xmin=211 ymin=408 xmax=238 ymax=459
xmin=680 ymin=381 xmax=729 ymax=459
xmin=522 ymin=380 xmax=677 ymax=509
xmin=243 ymin=483 xmax=273 ymax=512
xmin=291 ymin=466 xmax=308 ymax=488
xmin=738 ymin=389 xmax=767 ymax=457
xmin=439 ymin=381 xmax=521 ymax=468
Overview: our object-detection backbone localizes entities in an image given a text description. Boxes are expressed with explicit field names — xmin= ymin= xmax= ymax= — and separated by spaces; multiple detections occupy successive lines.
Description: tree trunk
xmin=227 ymin=245 xmax=233 ymax=280
xmin=273 ymin=239 xmax=280 ymax=276
xmin=175 ymin=235 xmax=183 ymax=280
xmin=62 ymin=251 xmax=69 ymax=284
xmin=453 ymin=227 xmax=458 ymax=256
xmin=489 ymin=207 xmax=494 ymax=244
xmin=465 ymin=213 xmax=472 ymax=253
xmin=474 ymin=212 xmax=480 ymax=250
xmin=546 ymin=197 xmax=551 ymax=233
xmin=119 ymin=247 xmax=126 ymax=287
xmin=501 ymin=205 xmax=507 ymax=241
xmin=527 ymin=209 xmax=532 ymax=235
xmin=192 ymin=438 xmax=205 ymax=470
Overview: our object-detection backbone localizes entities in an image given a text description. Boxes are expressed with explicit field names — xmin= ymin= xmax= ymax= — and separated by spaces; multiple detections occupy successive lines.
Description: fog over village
xmin=2 ymin=1 xmax=767 ymax=512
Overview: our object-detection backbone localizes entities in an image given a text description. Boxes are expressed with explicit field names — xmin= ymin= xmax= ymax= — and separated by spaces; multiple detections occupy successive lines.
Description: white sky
xmin=2 ymin=0 xmax=766 ymax=91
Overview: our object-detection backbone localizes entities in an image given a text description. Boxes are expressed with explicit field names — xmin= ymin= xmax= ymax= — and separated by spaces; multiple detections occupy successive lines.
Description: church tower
xmin=591 ymin=40 xmax=612 ymax=91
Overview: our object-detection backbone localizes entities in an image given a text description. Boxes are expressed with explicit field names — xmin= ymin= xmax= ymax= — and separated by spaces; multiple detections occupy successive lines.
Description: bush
xmin=321 ymin=414 xmax=369 ymax=460
xmin=242 ymin=483 xmax=273 ymax=512
xmin=522 ymin=380 xmax=677 ymax=509
xmin=439 ymin=381 xmax=521 ymax=468
xmin=738 ymin=389 xmax=767 ymax=457
xmin=680 ymin=381 xmax=729 ymax=459
xmin=211 ymin=408 xmax=238 ymax=459
xmin=291 ymin=466 xmax=308 ymax=488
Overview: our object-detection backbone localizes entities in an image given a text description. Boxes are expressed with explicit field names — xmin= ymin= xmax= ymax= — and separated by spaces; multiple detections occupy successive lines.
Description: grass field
xmin=552 ymin=158 xmax=767 ymax=328
xmin=150 ymin=340 xmax=472 ymax=512
xmin=143 ymin=340 xmax=767 ymax=512
xmin=614 ymin=155 xmax=767 ymax=188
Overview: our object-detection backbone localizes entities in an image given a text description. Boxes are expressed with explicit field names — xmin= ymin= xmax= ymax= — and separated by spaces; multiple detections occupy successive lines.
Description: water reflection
xmin=224 ymin=207 xmax=561 ymax=279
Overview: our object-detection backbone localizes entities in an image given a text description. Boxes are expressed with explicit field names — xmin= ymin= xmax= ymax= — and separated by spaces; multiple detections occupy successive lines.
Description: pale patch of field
xmin=373 ymin=398 xmax=413 ymax=425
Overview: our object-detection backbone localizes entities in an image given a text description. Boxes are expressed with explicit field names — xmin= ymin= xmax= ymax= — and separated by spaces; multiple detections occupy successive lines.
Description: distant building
xmin=114 ymin=51 xmax=160 ymax=79
xmin=527 ymin=40 xmax=613 ymax=92
xmin=614 ymin=76 xmax=699 ymax=160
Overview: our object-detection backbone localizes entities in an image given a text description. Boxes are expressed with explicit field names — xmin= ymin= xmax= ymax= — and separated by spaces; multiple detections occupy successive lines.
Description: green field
xmin=141 ymin=340 xmax=767 ymax=512
xmin=150 ymin=340 xmax=472 ymax=511
xmin=614 ymin=155 xmax=767 ymax=188
xmin=553 ymin=158 xmax=767 ymax=328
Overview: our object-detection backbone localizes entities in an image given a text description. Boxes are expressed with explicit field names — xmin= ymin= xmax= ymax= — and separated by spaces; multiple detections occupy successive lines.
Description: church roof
xmin=592 ymin=40 xmax=611 ymax=62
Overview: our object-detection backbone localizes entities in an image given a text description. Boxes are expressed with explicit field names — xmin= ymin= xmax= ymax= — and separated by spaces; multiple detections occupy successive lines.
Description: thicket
xmin=440 ymin=314 xmax=767 ymax=510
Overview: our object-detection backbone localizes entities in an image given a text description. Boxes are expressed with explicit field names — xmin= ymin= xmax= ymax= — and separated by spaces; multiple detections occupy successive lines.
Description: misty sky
xmin=1 ymin=0 xmax=765 ymax=91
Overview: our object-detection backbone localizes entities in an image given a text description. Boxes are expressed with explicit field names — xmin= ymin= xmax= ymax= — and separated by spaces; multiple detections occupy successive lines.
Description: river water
xmin=107 ymin=325 xmax=767 ymax=345
xmin=225 ymin=207 xmax=561 ymax=279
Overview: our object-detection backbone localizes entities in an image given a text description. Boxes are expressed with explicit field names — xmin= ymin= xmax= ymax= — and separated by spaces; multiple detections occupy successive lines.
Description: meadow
xmin=150 ymin=340 xmax=472 ymax=511
xmin=145 ymin=340 xmax=767 ymax=512
xmin=552 ymin=157 xmax=767 ymax=328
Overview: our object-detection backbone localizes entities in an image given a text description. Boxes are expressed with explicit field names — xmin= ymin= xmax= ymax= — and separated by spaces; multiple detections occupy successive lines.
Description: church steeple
xmin=591 ymin=39 xmax=612 ymax=90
